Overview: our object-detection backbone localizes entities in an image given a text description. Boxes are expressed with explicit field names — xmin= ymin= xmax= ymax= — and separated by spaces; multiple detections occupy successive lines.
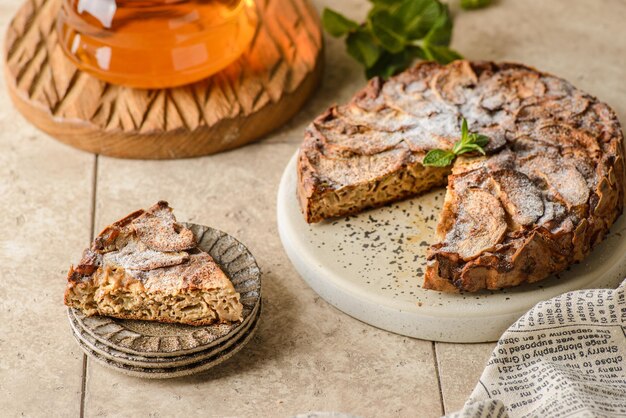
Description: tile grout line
xmin=80 ymin=154 xmax=99 ymax=418
xmin=79 ymin=355 xmax=87 ymax=418
xmin=432 ymin=342 xmax=446 ymax=417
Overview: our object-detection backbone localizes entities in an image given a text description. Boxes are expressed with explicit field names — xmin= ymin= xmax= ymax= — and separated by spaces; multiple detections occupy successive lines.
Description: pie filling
xmin=300 ymin=158 xmax=449 ymax=223
xmin=67 ymin=280 xmax=241 ymax=325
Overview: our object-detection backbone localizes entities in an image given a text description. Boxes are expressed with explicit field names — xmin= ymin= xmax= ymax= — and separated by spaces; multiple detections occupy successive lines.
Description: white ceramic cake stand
xmin=277 ymin=153 xmax=626 ymax=342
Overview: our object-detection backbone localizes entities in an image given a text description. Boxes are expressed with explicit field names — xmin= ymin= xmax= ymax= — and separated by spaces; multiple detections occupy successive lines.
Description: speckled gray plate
xmin=277 ymin=153 xmax=626 ymax=342
xmin=69 ymin=224 xmax=261 ymax=357
xmin=72 ymin=303 xmax=261 ymax=379
xmin=69 ymin=301 xmax=260 ymax=368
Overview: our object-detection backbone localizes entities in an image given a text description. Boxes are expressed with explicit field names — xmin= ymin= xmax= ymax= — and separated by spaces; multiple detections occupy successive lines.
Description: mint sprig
xmin=322 ymin=0 xmax=462 ymax=79
xmin=423 ymin=118 xmax=490 ymax=167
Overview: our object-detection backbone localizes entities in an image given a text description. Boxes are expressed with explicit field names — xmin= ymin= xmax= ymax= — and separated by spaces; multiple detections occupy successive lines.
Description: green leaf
xmin=365 ymin=54 xmax=397 ymax=79
xmin=453 ymin=118 xmax=490 ymax=155
xmin=322 ymin=9 xmax=359 ymax=37
xmin=423 ymin=3 xmax=453 ymax=46
xmin=368 ymin=10 xmax=406 ymax=53
xmin=460 ymin=0 xmax=492 ymax=10
xmin=456 ymin=143 xmax=486 ymax=155
xmin=365 ymin=46 xmax=424 ymax=79
xmin=423 ymin=149 xmax=456 ymax=167
xmin=424 ymin=118 xmax=490 ymax=166
xmin=368 ymin=0 xmax=404 ymax=8
xmin=461 ymin=117 xmax=469 ymax=139
xmin=368 ymin=2 xmax=397 ymax=18
xmin=396 ymin=0 xmax=443 ymax=40
xmin=470 ymin=133 xmax=490 ymax=148
xmin=326 ymin=0 xmax=465 ymax=80
xmin=452 ymin=117 xmax=469 ymax=154
xmin=422 ymin=44 xmax=463 ymax=64
xmin=346 ymin=29 xmax=382 ymax=68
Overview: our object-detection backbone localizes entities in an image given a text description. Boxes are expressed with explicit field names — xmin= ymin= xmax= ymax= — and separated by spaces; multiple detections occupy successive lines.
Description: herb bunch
xmin=423 ymin=118 xmax=489 ymax=167
xmin=323 ymin=0 xmax=462 ymax=79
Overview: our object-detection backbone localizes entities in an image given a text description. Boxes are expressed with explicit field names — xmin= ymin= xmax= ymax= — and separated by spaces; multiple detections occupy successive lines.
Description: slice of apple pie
xmin=64 ymin=201 xmax=243 ymax=325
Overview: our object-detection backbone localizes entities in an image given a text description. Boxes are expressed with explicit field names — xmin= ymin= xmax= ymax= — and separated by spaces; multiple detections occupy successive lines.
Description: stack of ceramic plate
xmin=67 ymin=225 xmax=262 ymax=379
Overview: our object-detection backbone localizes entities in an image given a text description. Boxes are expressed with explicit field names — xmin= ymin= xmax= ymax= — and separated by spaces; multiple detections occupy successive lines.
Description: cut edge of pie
xmin=64 ymin=201 xmax=243 ymax=325
xmin=297 ymin=108 xmax=452 ymax=223
xmin=296 ymin=60 xmax=625 ymax=293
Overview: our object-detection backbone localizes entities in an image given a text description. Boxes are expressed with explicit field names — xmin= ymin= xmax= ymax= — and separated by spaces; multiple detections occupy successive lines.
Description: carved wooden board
xmin=3 ymin=0 xmax=323 ymax=159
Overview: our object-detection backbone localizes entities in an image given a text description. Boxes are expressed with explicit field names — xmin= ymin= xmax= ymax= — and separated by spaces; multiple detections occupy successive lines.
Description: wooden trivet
xmin=3 ymin=0 xmax=323 ymax=159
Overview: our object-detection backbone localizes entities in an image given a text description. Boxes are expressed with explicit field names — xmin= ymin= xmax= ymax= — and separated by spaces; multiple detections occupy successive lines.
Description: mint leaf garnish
xmin=423 ymin=118 xmax=490 ymax=167
xmin=423 ymin=149 xmax=456 ymax=167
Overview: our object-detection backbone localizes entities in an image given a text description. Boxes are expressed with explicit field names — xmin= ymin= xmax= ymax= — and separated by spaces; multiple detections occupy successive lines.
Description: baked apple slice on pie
xmin=297 ymin=61 xmax=625 ymax=293
xmin=64 ymin=201 xmax=243 ymax=325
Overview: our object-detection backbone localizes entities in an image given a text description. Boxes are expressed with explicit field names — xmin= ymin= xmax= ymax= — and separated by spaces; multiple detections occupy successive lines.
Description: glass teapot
xmin=57 ymin=0 xmax=258 ymax=89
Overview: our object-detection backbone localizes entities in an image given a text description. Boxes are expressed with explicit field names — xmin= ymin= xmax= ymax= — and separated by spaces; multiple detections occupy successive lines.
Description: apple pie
xmin=64 ymin=201 xmax=243 ymax=325
xmin=297 ymin=61 xmax=625 ymax=292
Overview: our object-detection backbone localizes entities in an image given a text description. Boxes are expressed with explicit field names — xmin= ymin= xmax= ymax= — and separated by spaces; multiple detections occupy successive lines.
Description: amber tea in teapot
xmin=57 ymin=0 xmax=258 ymax=88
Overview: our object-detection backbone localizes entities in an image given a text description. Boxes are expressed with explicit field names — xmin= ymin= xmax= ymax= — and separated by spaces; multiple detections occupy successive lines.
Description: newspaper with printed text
xmin=448 ymin=279 xmax=626 ymax=418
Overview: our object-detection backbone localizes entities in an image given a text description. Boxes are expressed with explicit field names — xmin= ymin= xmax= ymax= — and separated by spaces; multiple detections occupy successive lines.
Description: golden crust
xmin=297 ymin=60 xmax=625 ymax=292
xmin=64 ymin=202 xmax=243 ymax=325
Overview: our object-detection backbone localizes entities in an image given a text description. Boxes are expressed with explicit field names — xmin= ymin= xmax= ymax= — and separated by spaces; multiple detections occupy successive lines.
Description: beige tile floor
xmin=1 ymin=0 xmax=625 ymax=416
